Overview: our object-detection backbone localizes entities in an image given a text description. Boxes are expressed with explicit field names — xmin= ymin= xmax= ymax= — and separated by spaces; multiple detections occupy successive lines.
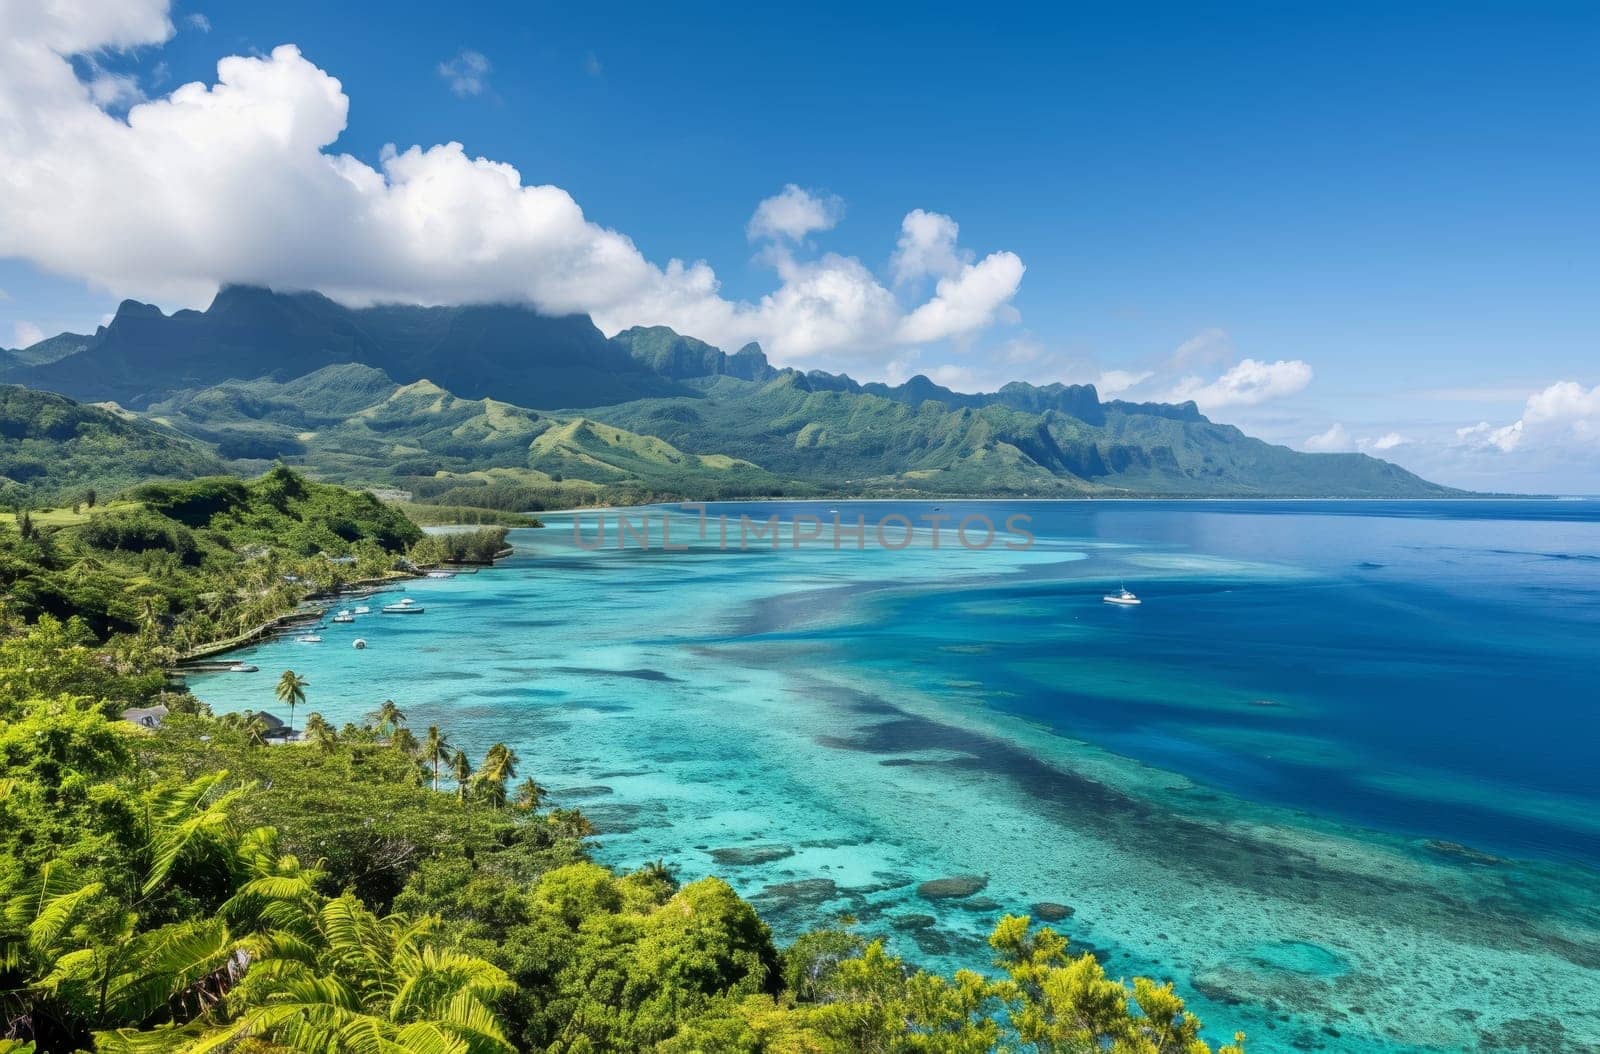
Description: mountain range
xmin=2 ymin=286 xmax=1458 ymax=502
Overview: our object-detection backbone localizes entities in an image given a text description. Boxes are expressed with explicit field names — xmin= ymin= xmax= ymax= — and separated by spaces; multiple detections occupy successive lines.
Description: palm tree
xmin=475 ymin=744 xmax=519 ymax=811
xmin=371 ymin=699 xmax=406 ymax=738
xmin=301 ymin=711 xmax=336 ymax=752
xmin=512 ymin=776 xmax=547 ymax=812
xmin=480 ymin=742 xmax=519 ymax=782
xmin=390 ymin=726 xmax=420 ymax=758
xmin=450 ymin=749 xmax=473 ymax=803
xmin=423 ymin=725 xmax=451 ymax=791
xmin=274 ymin=670 xmax=308 ymax=737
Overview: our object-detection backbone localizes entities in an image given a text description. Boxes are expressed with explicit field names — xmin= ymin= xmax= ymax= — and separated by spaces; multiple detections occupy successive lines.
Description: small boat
xmin=295 ymin=634 xmax=324 ymax=643
xmin=1102 ymin=585 xmax=1141 ymax=606
xmin=353 ymin=605 xmax=371 ymax=615
xmin=426 ymin=570 xmax=456 ymax=579
xmin=352 ymin=638 xmax=367 ymax=650
xmin=380 ymin=602 xmax=425 ymax=614
xmin=331 ymin=610 xmax=355 ymax=623
xmin=228 ymin=662 xmax=259 ymax=673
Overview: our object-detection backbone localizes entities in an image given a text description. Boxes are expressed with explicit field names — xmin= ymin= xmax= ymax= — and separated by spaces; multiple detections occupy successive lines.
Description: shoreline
xmin=174 ymin=550 xmax=511 ymax=666
xmin=530 ymin=494 xmax=1559 ymax=516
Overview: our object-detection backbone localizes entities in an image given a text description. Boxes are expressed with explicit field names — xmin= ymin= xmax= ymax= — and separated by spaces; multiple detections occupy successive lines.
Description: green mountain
xmin=6 ymin=286 xmax=1457 ymax=499
xmin=583 ymin=371 xmax=1451 ymax=497
xmin=0 ymin=330 xmax=94 ymax=369
xmin=145 ymin=364 xmax=789 ymax=504
xmin=0 ymin=385 xmax=223 ymax=499
xmin=3 ymin=285 xmax=683 ymax=409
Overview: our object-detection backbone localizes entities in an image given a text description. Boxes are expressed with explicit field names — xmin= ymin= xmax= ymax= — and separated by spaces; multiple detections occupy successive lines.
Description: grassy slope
xmin=1 ymin=385 xmax=224 ymax=500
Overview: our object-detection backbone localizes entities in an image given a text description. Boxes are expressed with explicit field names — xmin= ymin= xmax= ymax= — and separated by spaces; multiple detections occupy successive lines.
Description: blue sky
xmin=2 ymin=1 xmax=1597 ymax=490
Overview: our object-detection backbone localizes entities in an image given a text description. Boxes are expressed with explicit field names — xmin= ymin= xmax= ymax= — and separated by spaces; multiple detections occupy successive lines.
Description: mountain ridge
xmin=2 ymin=286 xmax=1459 ymax=499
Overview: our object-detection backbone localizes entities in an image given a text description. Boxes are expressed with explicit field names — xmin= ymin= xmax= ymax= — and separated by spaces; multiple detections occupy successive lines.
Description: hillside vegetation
xmin=0 ymin=467 xmax=419 ymax=648
xmin=0 ymin=387 xmax=222 ymax=501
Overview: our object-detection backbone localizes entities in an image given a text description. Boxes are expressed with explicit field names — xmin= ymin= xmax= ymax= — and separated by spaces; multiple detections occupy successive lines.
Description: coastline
xmin=532 ymin=494 xmax=1554 ymax=516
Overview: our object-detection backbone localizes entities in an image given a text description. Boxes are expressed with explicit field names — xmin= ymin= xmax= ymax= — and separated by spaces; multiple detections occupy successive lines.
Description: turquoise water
xmin=190 ymin=500 xmax=1600 ymax=1053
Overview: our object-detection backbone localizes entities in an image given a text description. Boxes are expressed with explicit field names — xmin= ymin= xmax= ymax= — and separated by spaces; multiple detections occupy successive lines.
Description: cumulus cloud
xmin=11 ymin=321 xmax=45 ymax=348
xmin=1364 ymin=432 xmax=1409 ymax=452
xmin=1304 ymin=423 xmax=1353 ymax=452
xmin=1459 ymin=381 xmax=1600 ymax=455
xmin=1168 ymin=358 xmax=1313 ymax=410
xmin=895 ymin=251 xmax=1024 ymax=345
xmin=890 ymin=209 xmax=965 ymax=285
xmin=437 ymin=49 xmax=491 ymax=98
xmin=0 ymin=2 xmax=1027 ymax=375
xmin=746 ymin=184 xmax=843 ymax=243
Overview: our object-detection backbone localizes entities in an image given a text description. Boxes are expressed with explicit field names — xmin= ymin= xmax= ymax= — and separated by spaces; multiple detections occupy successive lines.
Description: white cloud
xmin=11 ymin=321 xmax=45 ymax=348
xmin=185 ymin=12 xmax=209 ymax=32
xmin=894 ymin=251 xmax=1024 ymax=345
xmin=746 ymin=184 xmax=843 ymax=243
xmin=0 ymin=3 xmax=1027 ymax=377
xmin=583 ymin=51 xmax=602 ymax=78
xmin=1169 ymin=358 xmax=1313 ymax=411
xmin=1363 ymin=432 xmax=1410 ymax=452
xmin=84 ymin=65 xmax=143 ymax=107
xmin=1096 ymin=369 xmax=1154 ymax=396
xmin=1459 ymin=381 xmax=1600 ymax=455
xmin=890 ymin=209 xmax=966 ymax=285
xmin=437 ymin=49 xmax=491 ymax=98
xmin=1304 ymin=423 xmax=1353 ymax=452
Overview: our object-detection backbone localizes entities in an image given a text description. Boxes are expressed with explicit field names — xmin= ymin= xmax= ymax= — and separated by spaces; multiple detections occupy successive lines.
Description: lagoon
xmin=191 ymin=500 xmax=1600 ymax=1053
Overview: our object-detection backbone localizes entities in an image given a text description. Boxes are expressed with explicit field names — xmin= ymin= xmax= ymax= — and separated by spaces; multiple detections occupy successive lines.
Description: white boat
xmin=381 ymin=602 xmax=424 ymax=614
xmin=352 ymin=638 xmax=367 ymax=649
xmin=353 ymin=605 xmax=371 ymax=615
xmin=295 ymin=634 xmax=324 ymax=643
xmin=1102 ymin=585 xmax=1141 ymax=606
xmin=426 ymin=570 xmax=456 ymax=579
xmin=331 ymin=611 xmax=355 ymax=623
xmin=228 ymin=662 xmax=259 ymax=673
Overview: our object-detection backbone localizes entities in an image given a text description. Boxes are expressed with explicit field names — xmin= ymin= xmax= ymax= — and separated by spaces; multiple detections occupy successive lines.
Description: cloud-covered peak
xmin=0 ymin=0 xmax=1027 ymax=379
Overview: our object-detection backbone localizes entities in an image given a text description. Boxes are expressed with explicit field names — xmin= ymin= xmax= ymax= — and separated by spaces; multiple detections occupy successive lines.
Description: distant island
xmin=3 ymin=285 xmax=1458 ymax=506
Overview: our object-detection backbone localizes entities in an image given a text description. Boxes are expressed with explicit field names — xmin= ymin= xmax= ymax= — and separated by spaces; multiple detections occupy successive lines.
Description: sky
xmin=1 ymin=1 xmax=1597 ymax=492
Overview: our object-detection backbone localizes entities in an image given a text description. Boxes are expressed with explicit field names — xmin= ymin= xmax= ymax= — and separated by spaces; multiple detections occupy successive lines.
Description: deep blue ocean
xmin=192 ymin=500 xmax=1600 ymax=1053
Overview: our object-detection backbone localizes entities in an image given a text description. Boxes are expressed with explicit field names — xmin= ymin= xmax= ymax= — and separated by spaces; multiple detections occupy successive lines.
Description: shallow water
xmin=191 ymin=500 xmax=1600 ymax=1053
